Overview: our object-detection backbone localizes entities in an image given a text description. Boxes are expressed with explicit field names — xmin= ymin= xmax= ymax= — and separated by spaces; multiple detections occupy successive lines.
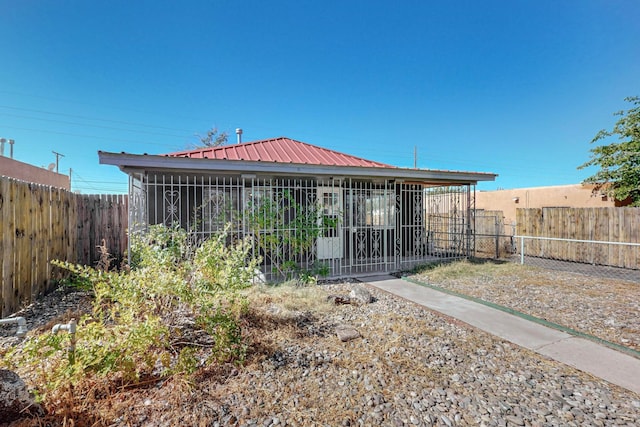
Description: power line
xmin=0 ymin=111 xmax=191 ymax=139
xmin=0 ymin=104 xmax=194 ymax=134
xmin=0 ymin=90 xmax=224 ymax=128
xmin=0 ymin=124 xmax=179 ymax=148
xmin=71 ymin=171 xmax=127 ymax=193
xmin=72 ymin=179 xmax=127 ymax=184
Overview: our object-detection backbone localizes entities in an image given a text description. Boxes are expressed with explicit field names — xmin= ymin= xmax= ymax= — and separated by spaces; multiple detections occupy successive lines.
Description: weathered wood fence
xmin=473 ymin=210 xmax=514 ymax=258
xmin=1 ymin=176 xmax=128 ymax=316
xmin=516 ymin=207 xmax=640 ymax=269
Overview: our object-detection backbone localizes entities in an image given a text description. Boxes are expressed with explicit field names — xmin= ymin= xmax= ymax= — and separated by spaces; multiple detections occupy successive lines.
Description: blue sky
xmin=1 ymin=0 xmax=638 ymax=194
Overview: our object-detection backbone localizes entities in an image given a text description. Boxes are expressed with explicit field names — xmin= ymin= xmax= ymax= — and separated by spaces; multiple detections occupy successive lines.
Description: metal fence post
xmin=495 ymin=216 xmax=499 ymax=258
xmin=520 ymin=236 xmax=524 ymax=265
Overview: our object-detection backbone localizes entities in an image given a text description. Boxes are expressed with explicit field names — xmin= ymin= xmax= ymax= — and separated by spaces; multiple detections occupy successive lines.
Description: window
xmin=243 ymin=187 xmax=281 ymax=233
xmin=244 ymin=187 xmax=273 ymax=209
xmin=367 ymin=190 xmax=395 ymax=227
xmin=349 ymin=189 xmax=395 ymax=228
xmin=202 ymin=189 xmax=237 ymax=231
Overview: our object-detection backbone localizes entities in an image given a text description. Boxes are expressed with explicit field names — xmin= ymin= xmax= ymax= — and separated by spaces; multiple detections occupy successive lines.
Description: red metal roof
xmin=165 ymin=137 xmax=395 ymax=168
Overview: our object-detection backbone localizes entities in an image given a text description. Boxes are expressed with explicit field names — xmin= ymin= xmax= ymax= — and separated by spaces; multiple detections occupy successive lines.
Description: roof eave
xmin=99 ymin=151 xmax=497 ymax=184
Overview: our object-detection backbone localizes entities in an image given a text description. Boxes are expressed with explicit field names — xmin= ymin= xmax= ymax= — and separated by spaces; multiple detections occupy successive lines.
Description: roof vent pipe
xmin=236 ymin=128 xmax=243 ymax=144
xmin=0 ymin=138 xmax=5 ymax=157
xmin=9 ymin=139 xmax=14 ymax=158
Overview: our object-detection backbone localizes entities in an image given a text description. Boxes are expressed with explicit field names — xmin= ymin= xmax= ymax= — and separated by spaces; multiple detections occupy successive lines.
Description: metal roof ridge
xmin=285 ymin=138 xmax=394 ymax=167
xmin=163 ymin=136 xmax=394 ymax=168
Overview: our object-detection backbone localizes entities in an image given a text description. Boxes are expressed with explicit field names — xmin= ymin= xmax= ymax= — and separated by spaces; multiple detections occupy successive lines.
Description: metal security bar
xmin=130 ymin=173 xmax=474 ymax=280
xmin=419 ymin=185 xmax=472 ymax=265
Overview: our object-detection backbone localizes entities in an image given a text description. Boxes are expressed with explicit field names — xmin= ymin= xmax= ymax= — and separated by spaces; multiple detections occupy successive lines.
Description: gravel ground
xmin=2 ymin=276 xmax=639 ymax=426
xmin=409 ymin=264 xmax=640 ymax=353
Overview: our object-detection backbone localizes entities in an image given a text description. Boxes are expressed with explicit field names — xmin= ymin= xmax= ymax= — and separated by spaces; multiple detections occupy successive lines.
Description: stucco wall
xmin=0 ymin=156 xmax=70 ymax=190
xmin=476 ymin=184 xmax=621 ymax=225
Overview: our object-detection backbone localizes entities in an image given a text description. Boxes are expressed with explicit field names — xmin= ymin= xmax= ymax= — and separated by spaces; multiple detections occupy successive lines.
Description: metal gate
xmin=343 ymin=182 xmax=396 ymax=275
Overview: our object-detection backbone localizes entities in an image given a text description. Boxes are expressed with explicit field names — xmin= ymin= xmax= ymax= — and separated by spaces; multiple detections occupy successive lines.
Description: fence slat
xmin=2 ymin=179 xmax=17 ymax=316
xmin=15 ymin=181 xmax=30 ymax=309
xmin=517 ymin=206 xmax=639 ymax=269
xmin=1 ymin=177 xmax=16 ymax=316
xmin=0 ymin=176 xmax=128 ymax=316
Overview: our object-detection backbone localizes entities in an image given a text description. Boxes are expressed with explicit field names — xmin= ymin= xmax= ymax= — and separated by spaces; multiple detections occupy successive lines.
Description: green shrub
xmin=3 ymin=223 xmax=261 ymax=402
xmin=193 ymin=229 xmax=261 ymax=294
xmin=128 ymin=224 xmax=192 ymax=270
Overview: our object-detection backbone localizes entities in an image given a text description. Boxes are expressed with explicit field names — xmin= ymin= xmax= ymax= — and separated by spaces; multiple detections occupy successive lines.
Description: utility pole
xmin=52 ymin=150 xmax=65 ymax=173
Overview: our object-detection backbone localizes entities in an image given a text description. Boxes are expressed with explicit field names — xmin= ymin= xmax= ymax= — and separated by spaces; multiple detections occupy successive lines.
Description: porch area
xmin=129 ymin=173 xmax=475 ymax=280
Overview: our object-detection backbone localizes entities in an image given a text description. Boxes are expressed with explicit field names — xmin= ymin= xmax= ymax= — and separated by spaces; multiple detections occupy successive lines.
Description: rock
xmin=349 ymin=285 xmax=373 ymax=304
xmin=441 ymin=415 xmax=453 ymax=426
xmin=561 ymin=388 xmax=574 ymax=397
xmin=251 ymin=268 xmax=266 ymax=285
xmin=505 ymin=415 xmax=525 ymax=426
xmin=0 ymin=369 xmax=40 ymax=422
xmin=327 ymin=295 xmax=352 ymax=305
xmin=336 ymin=324 xmax=361 ymax=342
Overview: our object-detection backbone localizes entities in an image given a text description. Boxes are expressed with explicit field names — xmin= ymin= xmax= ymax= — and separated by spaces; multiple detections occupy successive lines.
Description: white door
xmin=317 ymin=187 xmax=342 ymax=260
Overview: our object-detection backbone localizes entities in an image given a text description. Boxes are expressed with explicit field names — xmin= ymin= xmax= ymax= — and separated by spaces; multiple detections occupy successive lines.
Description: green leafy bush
xmin=2 ymin=223 xmax=261 ymax=402
xmin=245 ymin=189 xmax=326 ymax=278
xmin=193 ymin=229 xmax=261 ymax=293
xmin=128 ymin=224 xmax=192 ymax=269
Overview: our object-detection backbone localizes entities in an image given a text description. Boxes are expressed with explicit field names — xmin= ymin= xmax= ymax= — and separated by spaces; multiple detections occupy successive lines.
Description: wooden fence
xmin=516 ymin=207 xmax=640 ymax=269
xmin=1 ymin=176 xmax=128 ymax=316
xmin=472 ymin=210 xmax=514 ymax=258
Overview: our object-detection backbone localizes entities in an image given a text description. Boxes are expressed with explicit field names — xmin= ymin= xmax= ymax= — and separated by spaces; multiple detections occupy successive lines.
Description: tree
xmin=578 ymin=96 xmax=640 ymax=206
xmin=193 ymin=126 xmax=228 ymax=148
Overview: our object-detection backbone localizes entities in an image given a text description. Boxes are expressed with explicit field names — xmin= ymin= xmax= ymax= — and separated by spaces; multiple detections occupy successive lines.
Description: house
xmin=99 ymin=137 xmax=496 ymax=279
xmin=0 ymin=151 xmax=70 ymax=190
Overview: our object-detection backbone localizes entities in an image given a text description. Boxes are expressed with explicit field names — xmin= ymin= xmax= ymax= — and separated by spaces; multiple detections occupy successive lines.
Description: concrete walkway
xmin=361 ymin=274 xmax=640 ymax=395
